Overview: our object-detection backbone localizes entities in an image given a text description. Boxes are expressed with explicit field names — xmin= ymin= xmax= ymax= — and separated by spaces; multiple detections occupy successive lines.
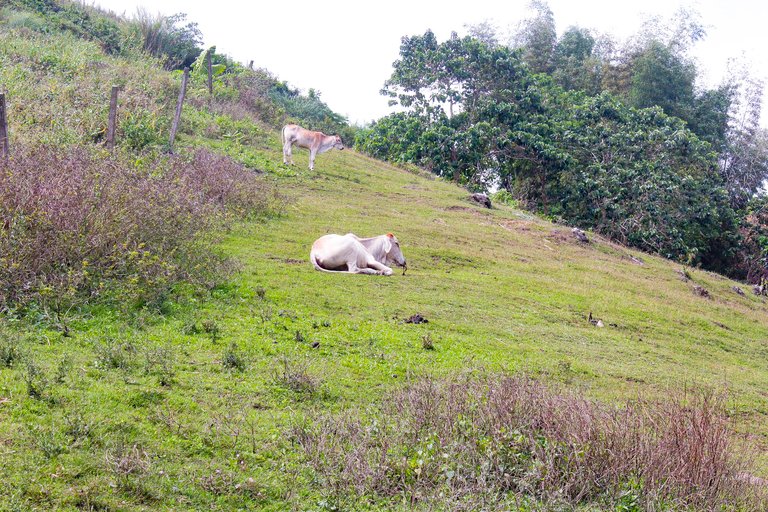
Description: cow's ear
xmin=383 ymin=236 xmax=392 ymax=253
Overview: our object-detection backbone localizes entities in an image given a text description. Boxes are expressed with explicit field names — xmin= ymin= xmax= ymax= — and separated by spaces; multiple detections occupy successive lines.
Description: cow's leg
xmin=365 ymin=258 xmax=394 ymax=276
xmin=283 ymin=140 xmax=293 ymax=165
xmin=347 ymin=262 xmax=377 ymax=274
xmin=309 ymin=148 xmax=316 ymax=171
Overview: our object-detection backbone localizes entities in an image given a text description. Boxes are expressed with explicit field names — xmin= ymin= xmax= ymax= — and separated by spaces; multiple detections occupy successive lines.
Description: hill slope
xmin=2 ymin=7 xmax=768 ymax=509
xmin=3 ymin=139 xmax=768 ymax=510
xmin=228 ymin=143 xmax=768 ymax=419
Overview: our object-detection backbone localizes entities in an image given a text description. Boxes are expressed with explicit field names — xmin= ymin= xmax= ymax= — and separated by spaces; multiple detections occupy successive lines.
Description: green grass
xmin=4 ymin=138 xmax=768 ymax=509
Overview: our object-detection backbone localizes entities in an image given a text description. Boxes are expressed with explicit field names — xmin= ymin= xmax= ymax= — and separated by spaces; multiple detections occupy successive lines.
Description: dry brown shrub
xmin=292 ymin=374 xmax=766 ymax=510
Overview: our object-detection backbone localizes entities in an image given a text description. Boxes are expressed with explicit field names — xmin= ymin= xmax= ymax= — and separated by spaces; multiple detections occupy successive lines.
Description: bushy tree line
xmin=357 ymin=9 xmax=768 ymax=279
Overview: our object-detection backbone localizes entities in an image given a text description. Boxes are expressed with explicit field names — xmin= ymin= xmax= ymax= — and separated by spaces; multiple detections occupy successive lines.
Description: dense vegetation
xmin=357 ymin=4 xmax=768 ymax=281
xmin=2 ymin=1 xmax=768 ymax=510
xmin=0 ymin=146 xmax=276 ymax=316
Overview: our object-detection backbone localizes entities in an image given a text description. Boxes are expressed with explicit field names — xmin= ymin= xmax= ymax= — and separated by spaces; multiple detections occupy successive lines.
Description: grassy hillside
xmin=4 ymin=140 xmax=768 ymax=509
xmin=2 ymin=6 xmax=768 ymax=510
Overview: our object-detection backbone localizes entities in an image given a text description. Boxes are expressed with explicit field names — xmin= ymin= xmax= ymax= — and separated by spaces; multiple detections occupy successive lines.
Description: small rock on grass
xmin=470 ymin=193 xmax=492 ymax=208
xmin=405 ymin=313 xmax=428 ymax=324
xmin=571 ymin=228 xmax=589 ymax=243
xmin=693 ymin=285 xmax=710 ymax=298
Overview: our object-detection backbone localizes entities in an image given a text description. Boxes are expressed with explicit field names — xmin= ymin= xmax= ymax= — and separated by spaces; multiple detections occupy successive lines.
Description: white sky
xmin=92 ymin=0 xmax=767 ymax=127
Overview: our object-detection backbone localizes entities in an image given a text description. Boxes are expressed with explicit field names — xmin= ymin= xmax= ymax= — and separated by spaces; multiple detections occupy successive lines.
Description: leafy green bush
xmin=121 ymin=109 xmax=163 ymax=151
xmin=491 ymin=189 xmax=517 ymax=207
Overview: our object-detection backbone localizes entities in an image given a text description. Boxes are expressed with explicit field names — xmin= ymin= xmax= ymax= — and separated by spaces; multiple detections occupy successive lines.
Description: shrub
xmin=22 ymin=357 xmax=48 ymax=399
xmin=0 ymin=145 xmax=277 ymax=315
xmin=121 ymin=109 xmax=163 ymax=151
xmin=292 ymin=374 xmax=763 ymax=510
xmin=35 ymin=425 xmax=67 ymax=459
xmin=93 ymin=337 xmax=136 ymax=370
xmin=0 ymin=326 xmax=22 ymax=368
xmin=144 ymin=345 xmax=176 ymax=386
xmin=229 ymin=69 xmax=288 ymax=128
xmin=491 ymin=189 xmax=517 ymax=207
xmin=221 ymin=342 xmax=246 ymax=371
xmin=272 ymin=357 xmax=322 ymax=397
xmin=129 ymin=8 xmax=202 ymax=70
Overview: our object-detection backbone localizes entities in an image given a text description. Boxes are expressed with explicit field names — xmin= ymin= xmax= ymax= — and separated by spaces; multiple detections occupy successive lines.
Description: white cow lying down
xmin=310 ymin=233 xmax=407 ymax=275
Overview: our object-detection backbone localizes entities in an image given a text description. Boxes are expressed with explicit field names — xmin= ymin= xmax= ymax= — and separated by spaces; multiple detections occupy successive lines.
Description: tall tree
xmin=551 ymin=26 xmax=601 ymax=94
xmin=465 ymin=20 xmax=500 ymax=47
xmin=719 ymin=65 xmax=767 ymax=209
xmin=628 ymin=41 xmax=696 ymax=120
xmin=510 ymin=0 xmax=557 ymax=74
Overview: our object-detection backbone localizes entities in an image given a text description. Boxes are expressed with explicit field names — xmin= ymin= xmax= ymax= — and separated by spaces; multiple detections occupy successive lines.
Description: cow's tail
xmin=280 ymin=125 xmax=285 ymax=146
xmin=310 ymin=250 xmax=334 ymax=273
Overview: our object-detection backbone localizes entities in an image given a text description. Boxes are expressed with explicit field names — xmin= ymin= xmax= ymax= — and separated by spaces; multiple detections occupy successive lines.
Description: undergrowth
xmin=0 ymin=145 xmax=281 ymax=316
xmin=293 ymin=373 xmax=766 ymax=511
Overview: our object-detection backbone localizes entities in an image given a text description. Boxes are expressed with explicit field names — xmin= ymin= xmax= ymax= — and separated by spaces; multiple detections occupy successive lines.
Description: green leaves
xmin=362 ymin=31 xmax=738 ymax=271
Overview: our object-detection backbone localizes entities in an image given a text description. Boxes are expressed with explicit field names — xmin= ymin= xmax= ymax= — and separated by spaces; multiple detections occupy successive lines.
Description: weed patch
xmin=271 ymin=356 xmax=323 ymax=398
xmin=221 ymin=342 xmax=247 ymax=371
xmin=293 ymin=374 xmax=764 ymax=510
xmin=0 ymin=145 xmax=279 ymax=316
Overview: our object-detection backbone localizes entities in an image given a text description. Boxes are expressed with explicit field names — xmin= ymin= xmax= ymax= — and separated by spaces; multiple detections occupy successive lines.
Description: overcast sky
xmin=93 ymin=0 xmax=767 ymax=127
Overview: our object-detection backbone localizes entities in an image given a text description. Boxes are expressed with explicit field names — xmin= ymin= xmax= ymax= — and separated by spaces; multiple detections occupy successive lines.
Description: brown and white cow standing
xmin=281 ymin=124 xmax=344 ymax=170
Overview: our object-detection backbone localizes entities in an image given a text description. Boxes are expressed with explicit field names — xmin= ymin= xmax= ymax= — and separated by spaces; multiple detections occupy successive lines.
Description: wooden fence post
xmin=206 ymin=50 xmax=213 ymax=95
xmin=106 ymin=85 xmax=119 ymax=150
xmin=168 ymin=67 xmax=189 ymax=153
xmin=0 ymin=93 xmax=8 ymax=160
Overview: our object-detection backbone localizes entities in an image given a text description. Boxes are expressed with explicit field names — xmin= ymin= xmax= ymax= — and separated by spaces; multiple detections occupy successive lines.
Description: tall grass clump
xmin=0 ymin=145 xmax=278 ymax=315
xmin=293 ymin=374 xmax=764 ymax=511
xmin=129 ymin=8 xmax=202 ymax=70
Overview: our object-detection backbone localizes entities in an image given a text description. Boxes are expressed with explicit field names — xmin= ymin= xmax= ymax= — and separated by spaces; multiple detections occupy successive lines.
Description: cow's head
xmin=383 ymin=233 xmax=407 ymax=269
xmin=333 ymin=135 xmax=344 ymax=151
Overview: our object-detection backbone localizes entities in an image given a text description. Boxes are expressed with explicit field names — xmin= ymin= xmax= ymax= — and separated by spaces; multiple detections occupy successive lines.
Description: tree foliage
xmin=510 ymin=0 xmax=557 ymax=74
xmin=360 ymin=30 xmax=740 ymax=271
xmin=360 ymin=2 xmax=768 ymax=280
xmin=719 ymin=66 xmax=767 ymax=209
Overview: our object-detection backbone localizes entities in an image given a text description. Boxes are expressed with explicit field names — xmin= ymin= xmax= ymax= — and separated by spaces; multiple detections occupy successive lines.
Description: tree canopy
xmin=357 ymin=18 xmax=766 ymax=277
